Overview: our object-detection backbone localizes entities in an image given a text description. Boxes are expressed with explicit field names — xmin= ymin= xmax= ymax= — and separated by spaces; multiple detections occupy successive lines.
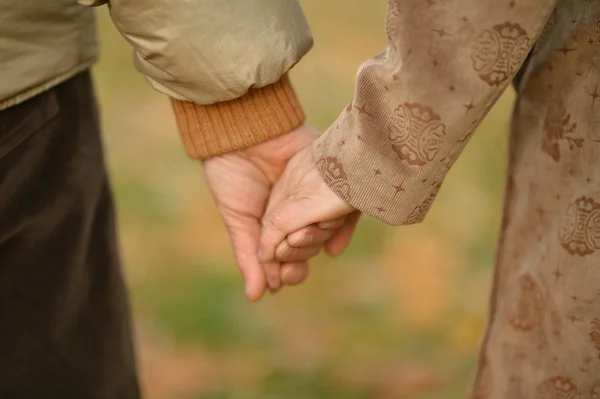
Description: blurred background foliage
xmin=93 ymin=1 xmax=514 ymax=398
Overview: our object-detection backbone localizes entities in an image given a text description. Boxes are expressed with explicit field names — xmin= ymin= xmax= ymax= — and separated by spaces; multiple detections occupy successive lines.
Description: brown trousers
xmin=0 ymin=72 xmax=140 ymax=398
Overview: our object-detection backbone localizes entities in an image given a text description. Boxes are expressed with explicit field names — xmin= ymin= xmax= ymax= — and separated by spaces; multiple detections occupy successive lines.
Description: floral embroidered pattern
xmin=386 ymin=0 xmax=400 ymax=49
xmin=405 ymin=183 xmax=441 ymax=224
xmin=508 ymin=274 xmax=546 ymax=331
xmin=537 ymin=377 xmax=600 ymax=398
xmin=536 ymin=376 xmax=579 ymax=398
xmin=591 ymin=381 xmax=600 ymax=399
xmin=317 ymin=157 xmax=351 ymax=201
xmin=560 ymin=197 xmax=600 ymax=256
xmin=388 ymin=103 xmax=446 ymax=166
xmin=541 ymin=102 xmax=582 ymax=162
xmin=592 ymin=318 xmax=600 ymax=358
xmin=472 ymin=22 xmax=531 ymax=86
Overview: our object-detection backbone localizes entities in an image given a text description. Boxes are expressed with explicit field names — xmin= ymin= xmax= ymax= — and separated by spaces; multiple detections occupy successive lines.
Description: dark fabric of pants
xmin=0 ymin=72 xmax=140 ymax=398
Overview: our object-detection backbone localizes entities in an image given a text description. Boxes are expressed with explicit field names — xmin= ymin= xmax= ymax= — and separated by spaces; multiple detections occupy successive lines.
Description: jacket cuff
xmin=312 ymin=120 xmax=444 ymax=226
xmin=171 ymin=75 xmax=305 ymax=160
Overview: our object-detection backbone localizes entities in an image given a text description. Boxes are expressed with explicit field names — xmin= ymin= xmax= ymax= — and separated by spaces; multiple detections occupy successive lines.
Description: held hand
xmin=260 ymin=146 xmax=359 ymax=285
xmin=203 ymin=125 xmax=319 ymax=301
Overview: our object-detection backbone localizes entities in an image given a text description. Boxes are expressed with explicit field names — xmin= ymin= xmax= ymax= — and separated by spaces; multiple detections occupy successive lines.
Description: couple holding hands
xmin=1 ymin=0 xmax=598 ymax=397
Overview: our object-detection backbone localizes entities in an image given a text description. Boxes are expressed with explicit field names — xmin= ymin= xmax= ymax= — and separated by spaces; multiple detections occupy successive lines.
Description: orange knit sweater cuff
xmin=170 ymin=75 xmax=305 ymax=160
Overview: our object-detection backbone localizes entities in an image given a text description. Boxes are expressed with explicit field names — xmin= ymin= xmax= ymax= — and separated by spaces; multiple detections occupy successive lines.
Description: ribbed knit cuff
xmin=171 ymin=75 xmax=305 ymax=160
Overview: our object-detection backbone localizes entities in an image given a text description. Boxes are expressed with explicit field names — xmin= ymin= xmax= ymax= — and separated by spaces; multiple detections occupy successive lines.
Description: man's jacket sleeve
xmin=81 ymin=0 xmax=313 ymax=159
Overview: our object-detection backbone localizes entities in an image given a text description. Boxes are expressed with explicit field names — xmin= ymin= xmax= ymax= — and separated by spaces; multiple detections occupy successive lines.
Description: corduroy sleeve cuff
xmin=170 ymin=75 xmax=305 ymax=160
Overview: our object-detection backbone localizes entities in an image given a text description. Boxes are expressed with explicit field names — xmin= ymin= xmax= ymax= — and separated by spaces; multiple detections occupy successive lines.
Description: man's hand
xmin=203 ymin=125 xmax=319 ymax=301
xmin=259 ymin=146 xmax=359 ymax=285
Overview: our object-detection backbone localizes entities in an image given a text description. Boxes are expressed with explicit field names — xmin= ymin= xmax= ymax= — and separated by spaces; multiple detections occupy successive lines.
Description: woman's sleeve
xmin=313 ymin=0 xmax=556 ymax=225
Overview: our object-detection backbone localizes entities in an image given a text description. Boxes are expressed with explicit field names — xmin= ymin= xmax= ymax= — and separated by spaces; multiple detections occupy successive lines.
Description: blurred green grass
xmin=93 ymin=2 xmax=514 ymax=398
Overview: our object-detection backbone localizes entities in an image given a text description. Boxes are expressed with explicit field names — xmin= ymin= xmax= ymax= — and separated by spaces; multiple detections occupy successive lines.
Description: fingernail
xmin=281 ymin=246 xmax=292 ymax=257
xmin=300 ymin=234 xmax=313 ymax=246
xmin=278 ymin=245 xmax=295 ymax=260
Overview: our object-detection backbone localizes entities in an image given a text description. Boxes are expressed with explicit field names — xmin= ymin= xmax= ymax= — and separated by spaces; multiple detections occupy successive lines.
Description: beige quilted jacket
xmin=0 ymin=0 xmax=312 ymax=158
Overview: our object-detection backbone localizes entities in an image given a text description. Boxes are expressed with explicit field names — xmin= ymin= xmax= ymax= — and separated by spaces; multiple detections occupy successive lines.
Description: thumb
xmin=224 ymin=216 xmax=267 ymax=301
